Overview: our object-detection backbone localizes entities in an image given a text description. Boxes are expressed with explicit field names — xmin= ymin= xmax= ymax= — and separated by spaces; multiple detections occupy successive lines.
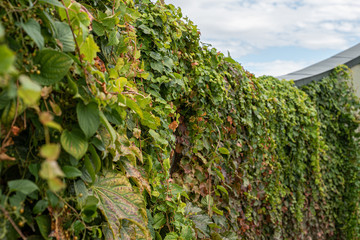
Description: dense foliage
xmin=0 ymin=0 xmax=358 ymax=239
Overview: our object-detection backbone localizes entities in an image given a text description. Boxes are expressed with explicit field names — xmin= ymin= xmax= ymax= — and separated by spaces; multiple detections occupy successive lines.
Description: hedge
xmin=0 ymin=0 xmax=359 ymax=239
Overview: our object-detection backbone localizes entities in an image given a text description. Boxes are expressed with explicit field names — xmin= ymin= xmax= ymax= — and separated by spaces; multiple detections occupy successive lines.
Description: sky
xmin=165 ymin=0 xmax=360 ymax=77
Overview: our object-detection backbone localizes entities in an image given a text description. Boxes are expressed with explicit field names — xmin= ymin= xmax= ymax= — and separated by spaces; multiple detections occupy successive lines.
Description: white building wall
xmin=351 ymin=65 xmax=360 ymax=98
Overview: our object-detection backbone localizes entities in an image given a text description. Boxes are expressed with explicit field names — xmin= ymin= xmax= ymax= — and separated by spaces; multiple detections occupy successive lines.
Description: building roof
xmin=277 ymin=43 xmax=360 ymax=86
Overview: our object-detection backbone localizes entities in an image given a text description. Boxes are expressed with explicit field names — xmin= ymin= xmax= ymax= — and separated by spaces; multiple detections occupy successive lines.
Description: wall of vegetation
xmin=0 ymin=0 xmax=359 ymax=239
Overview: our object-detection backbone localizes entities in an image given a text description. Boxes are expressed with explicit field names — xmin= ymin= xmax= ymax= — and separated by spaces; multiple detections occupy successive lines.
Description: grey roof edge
xmin=277 ymin=43 xmax=360 ymax=86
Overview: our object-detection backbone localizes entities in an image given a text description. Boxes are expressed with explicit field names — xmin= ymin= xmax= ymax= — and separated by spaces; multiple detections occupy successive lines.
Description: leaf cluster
xmin=0 ymin=0 xmax=359 ymax=239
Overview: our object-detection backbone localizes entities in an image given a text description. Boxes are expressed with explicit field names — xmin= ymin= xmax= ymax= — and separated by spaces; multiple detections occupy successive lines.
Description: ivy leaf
xmin=8 ymin=180 xmax=39 ymax=195
xmin=149 ymin=130 xmax=168 ymax=146
xmin=77 ymin=101 xmax=100 ymax=139
xmin=190 ymin=214 xmax=212 ymax=235
xmin=124 ymin=97 xmax=143 ymax=119
xmin=19 ymin=19 xmax=44 ymax=50
xmin=89 ymin=171 xmax=150 ymax=239
xmin=80 ymin=35 xmax=100 ymax=63
xmin=150 ymin=61 xmax=164 ymax=73
xmin=54 ymin=21 xmax=75 ymax=52
xmin=31 ymin=49 xmax=73 ymax=85
xmin=140 ymin=111 xmax=160 ymax=130
xmin=61 ymin=129 xmax=88 ymax=160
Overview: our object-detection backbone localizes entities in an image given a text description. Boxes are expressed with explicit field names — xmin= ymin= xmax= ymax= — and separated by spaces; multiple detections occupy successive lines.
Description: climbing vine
xmin=0 ymin=0 xmax=358 ymax=239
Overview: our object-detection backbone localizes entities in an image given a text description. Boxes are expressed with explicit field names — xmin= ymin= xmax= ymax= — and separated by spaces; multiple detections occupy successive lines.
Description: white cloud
xmin=166 ymin=0 xmax=360 ymax=58
xmin=244 ymin=60 xmax=310 ymax=77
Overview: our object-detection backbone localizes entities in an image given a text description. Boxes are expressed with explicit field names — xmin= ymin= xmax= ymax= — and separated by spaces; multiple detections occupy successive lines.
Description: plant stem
xmin=0 ymin=205 xmax=27 ymax=240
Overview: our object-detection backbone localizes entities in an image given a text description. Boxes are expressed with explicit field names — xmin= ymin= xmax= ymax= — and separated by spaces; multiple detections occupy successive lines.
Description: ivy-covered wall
xmin=0 ymin=0 xmax=359 ymax=240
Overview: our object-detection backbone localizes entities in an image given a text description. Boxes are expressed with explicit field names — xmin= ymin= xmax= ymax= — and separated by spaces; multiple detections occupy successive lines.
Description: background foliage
xmin=0 ymin=0 xmax=359 ymax=239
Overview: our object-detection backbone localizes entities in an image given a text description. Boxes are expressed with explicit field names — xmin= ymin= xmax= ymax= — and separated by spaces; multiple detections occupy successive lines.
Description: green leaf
xmin=77 ymin=101 xmax=100 ymax=138
xmin=99 ymin=111 xmax=117 ymax=144
xmin=61 ymin=129 xmax=88 ymax=160
xmin=108 ymin=30 xmax=119 ymax=46
xmin=80 ymin=35 xmax=100 ymax=63
xmin=33 ymin=199 xmax=48 ymax=214
xmin=0 ymin=23 xmax=4 ymax=38
xmin=92 ymin=21 xmax=105 ymax=36
xmin=72 ymin=220 xmax=85 ymax=235
xmin=88 ymin=144 xmax=101 ymax=172
xmin=35 ymin=215 xmax=51 ymax=240
xmin=163 ymin=157 xmax=170 ymax=172
xmin=82 ymin=196 xmax=98 ymax=219
xmin=141 ymin=111 xmax=160 ymax=130
xmin=63 ymin=165 xmax=82 ymax=179
xmin=0 ymin=45 xmax=15 ymax=74
xmin=31 ymin=49 xmax=73 ymax=85
xmin=150 ymin=61 xmax=164 ymax=73
xmin=216 ymin=185 xmax=228 ymax=196
xmin=84 ymin=154 xmax=95 ymax=183
xmin=29 ymin=163 xmax=40 ymax=181
xmin=46 ymin=190 xmax=60 ymax=207
xmin=90 ymin=171 xmax=150 ymax=239
xmin=152 ymin=213 xmax=166 ymax=230
xmin=54 ymin=21 xmax=75 ymax=52
xmin=74 ymin=180 xmax=88 ymax=208
xmin=39 ymin=0 xmax=65 ymax=8
xmin=149 ymin=129 xmax=168 ymax=146
xmin=218 ymin=147 xmax=230 ymax=155
xmin=8 ymin=180 xmax=39 ymax=195
xmin=124 ymin=97 xmax=143 ymax=119
xmin=190 ymin=214 xmax=212 ymax=235
xmin=17 ymin=75 xmax=41 ymax=106
xmin=20 ymin=19 xmax=44 ymax=50
xmin=164 ymin=232 xmax=179 ymax=240
xmin=181 ymin=226 xmax=193 ymax=240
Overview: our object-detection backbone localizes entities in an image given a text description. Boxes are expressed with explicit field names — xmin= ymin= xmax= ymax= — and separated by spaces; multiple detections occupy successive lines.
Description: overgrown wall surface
xmin=0 ymin=1 xmax=359 ymax=240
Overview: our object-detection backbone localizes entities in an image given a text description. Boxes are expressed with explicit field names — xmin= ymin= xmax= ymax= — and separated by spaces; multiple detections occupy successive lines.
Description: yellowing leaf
xmin=90 ymin=172 xmax=151 ymax=239
xmin=0 ymin=45 xmax=15 ymax=74
xmin=18 ymin=75 xmax=41 ymax=106
xmin=123 ymin=161 xmax=150 ymax=195
xmin=60 ymin=129 xmax=88 ymax=160
xmin=40 ymin=144 xmax=61 ymax=161
xmin=39 ymin=161 xmax=64 ymax=179
xmin=80 ymin=35 xmax=100 ymax=63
